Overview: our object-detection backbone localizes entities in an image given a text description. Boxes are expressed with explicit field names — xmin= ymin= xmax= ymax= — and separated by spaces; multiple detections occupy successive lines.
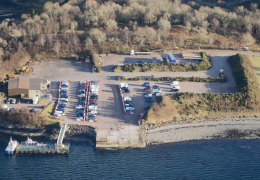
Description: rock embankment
xmin=0 ymin=124 xmax=46 ymax=136
xmin=50 ymin=124 xmax=96 ymax=145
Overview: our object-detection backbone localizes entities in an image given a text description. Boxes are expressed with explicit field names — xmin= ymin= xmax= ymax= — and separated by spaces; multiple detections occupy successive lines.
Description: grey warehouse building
xmin=8 ymin=77 xmax=49 ymax=98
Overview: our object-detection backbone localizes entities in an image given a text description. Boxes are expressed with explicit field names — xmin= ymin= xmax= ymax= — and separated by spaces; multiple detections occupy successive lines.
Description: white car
xmin=155 ymin=92 xmax=163 ymax=97
xmin=62 ymin=81 xmax=69 ymax=85
xmin=60 ymin=98 xmax=68 ymax=102
xmin=11 ymin=99 xmax=16 ymax=104
xmin=152 ymin=89 xmax=161 ymax=94
xmin=144 ymin=93 xmax=152 ymax=98
xmin=89 ymin=105 xmax=97 ymax=110
xmin=170 ymin=81 xmax=179 ymax=86
xmin=89 ymin=110 xmax=97 ymax=114
xmin=76 ymin=116 xmax=84 ymax=121
xmin=61 ymin=84 xmax=68 ymax=90
xmin=75 ymin=105 xmax=84 ymax=109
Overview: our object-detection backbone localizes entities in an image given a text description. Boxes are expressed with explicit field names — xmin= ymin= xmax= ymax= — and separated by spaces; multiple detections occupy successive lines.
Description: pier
xmin=96 ymin=126 xmax=145 ymax=149
xmin=15 ymin=123 xmax=69 ymax=155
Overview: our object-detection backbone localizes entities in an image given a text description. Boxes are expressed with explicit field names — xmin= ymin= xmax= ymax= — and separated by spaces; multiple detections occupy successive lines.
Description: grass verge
xmin=41 ymin=101 xmax=61 ymax=126
xmin=250 ymin=56 xmax=260 ymax=88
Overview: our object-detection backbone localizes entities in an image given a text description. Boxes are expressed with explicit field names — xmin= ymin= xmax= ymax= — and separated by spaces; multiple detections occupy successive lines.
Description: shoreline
xmin=144 ymin=118 xmax=260 ymax=145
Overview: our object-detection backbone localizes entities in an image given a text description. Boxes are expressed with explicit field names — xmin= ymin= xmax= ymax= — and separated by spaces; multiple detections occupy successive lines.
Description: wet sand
xmin=145 ymin=118 xmax=260 ymax=145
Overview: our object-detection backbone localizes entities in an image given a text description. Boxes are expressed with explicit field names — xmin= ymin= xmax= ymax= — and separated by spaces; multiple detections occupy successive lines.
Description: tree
xmin=0 ymin=38 xmax=7 ymax=48
xmin=211 ymin=18 xmax=219 ymax=31
xmin=105 ymin=19 xmax=118 ymax=30
xmin=241 ymin=33 xmax=255 ymax=46
xmin=53 ymin=41 xmax=61 ymax=54
xmin=157 ymin=17 xmax=171 ymax=30
xmin=88 ymin=28 xmax=106 ymax=45
xmin=85 ymin=37 xmax=93 ymax=50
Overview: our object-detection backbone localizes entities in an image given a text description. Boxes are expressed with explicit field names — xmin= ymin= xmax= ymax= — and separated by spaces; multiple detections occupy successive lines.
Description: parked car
xmin=75 ymin=105 xmax=84 ymax=109
xmin=152 ymin=88 xmax=161 ymax=94
xmin=76 ymin=116 xmax=84 ymax=121
xmin=152 ymin=85 xmax=160 ymax=89
xmin=89 ymin=99 xmax=98 ymax=103
xmin=89 ymin=116 xmax=97 ymax=121
xmin=59 ymin=103 xmax=66 ymax=108
xmin=89 ymin=110 xmax=97 ymax=114
xmin=89 ymin=102 xmax=98 ymax=106
xmin=155 ymin=92 xmax=163 ymax=97
xmin=121 ymin=87 xmax=130 ymax=93
xmin=61 ymin=93 xmax=68 ymax=98
xmin=10 ymin=107 xmax=16 ymax=111
xmin=26 ymin=100 xmax=31 ymax=104
xmin=143 ymin=86 xmax=151 ymax=90
xmin=61 ymin=84 xmax=68 ymax=90
xmin=43 ymin=89 xmax=50 ymax=93
xmin=143 ymin=106 xmax=150 ymax=109
xmin=6 ymin=99 xmax=10 ymax=104
xmin=171 ymin=86 xmax=180 ymax=92
xmin=91 ymin=80 xmax=100 ymax=85
xmin=16 ymin=99 xmax=20 ymax=104
xmin=144 ymin=93 xmax=152 ymax=98
xmin=142 ymin=82 xmax=150 ymax=87
xmin=11 ymin=99 xmax=16 ymax=104
xmin=145 ymin=98 xmax=153 ymax=102
xmin=144 ymin=89 xmax=151 ymax=93
xmin=170 ymin=81 xmax=179 ymax=86
xmin=30 ymin=108 xmax=36 ymax=112
xmin=76 ymin=110 xmax=84 ymax=114
xmin=60 ymin=90 xmax=67 ymax=94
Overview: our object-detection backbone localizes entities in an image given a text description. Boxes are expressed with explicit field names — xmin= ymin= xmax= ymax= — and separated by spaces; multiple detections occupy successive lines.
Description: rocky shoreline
xmin=0 ymin=124 xmax=96 ymax=145
xmin=143 ymin=118 xmax=260 ymax=145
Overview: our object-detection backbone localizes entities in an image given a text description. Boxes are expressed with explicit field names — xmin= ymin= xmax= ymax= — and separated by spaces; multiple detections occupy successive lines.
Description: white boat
xmin=25 ymin=137 xmax=37 ymax=145
xmin=5 ymin=137 xmax=18 ymax=154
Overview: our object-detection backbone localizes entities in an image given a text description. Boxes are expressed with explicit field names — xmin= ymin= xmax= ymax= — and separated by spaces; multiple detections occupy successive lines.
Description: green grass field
xmin=250 ymin=56 xmax=260 ymax=87
xmin=41 ymin=101 xmax=61 ymax=126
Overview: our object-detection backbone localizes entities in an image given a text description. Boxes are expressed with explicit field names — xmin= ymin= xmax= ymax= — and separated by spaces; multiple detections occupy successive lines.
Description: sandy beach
xmin=145 ymin=118 xmax=260 ymax=145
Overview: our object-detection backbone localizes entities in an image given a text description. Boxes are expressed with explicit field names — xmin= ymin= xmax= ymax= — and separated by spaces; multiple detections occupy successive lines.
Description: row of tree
xmin=0 ymin=0 xmax=259 ymax=79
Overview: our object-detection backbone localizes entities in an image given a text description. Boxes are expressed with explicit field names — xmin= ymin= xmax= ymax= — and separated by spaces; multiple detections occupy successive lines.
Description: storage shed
xmin=168 ymin=54 xmax=176 ymax=63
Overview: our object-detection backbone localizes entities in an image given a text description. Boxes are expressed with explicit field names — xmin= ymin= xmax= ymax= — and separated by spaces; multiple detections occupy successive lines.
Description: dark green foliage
xmin=118 ymin=73 xmax=227 ymax=82
xmin=0 ymin=110 xmax=46 ymax=127
xmin=117 ymin=52 xmax=211 ymax=72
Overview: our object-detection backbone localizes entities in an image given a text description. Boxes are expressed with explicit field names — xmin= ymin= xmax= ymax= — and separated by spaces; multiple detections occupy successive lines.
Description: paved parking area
xmin=18 ymin=50 xmax=254 ymax=129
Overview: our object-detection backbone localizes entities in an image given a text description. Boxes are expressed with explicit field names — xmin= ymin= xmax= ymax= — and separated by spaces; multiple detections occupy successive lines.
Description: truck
xmin=171 ymin=86 xmax=180 ymax=92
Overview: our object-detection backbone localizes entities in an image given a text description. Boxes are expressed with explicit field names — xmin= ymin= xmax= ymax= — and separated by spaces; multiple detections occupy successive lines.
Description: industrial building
xmin=8 ymin=77 xmax=49 ymax=98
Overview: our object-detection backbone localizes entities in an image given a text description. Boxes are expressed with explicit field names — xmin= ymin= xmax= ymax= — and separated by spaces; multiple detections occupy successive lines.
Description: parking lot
xmin=16 ymin=50 xmax=243 ymax=129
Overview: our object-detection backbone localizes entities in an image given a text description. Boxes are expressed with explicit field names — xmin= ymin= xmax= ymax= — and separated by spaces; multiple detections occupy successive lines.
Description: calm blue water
xmin=1 ymin=133 xmax=260 ymax=180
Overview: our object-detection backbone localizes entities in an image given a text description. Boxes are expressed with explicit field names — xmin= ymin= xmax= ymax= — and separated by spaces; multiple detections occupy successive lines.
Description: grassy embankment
xmin=41 ymin=101 xmax=60 ymax=126
xmin=250 ymin=56 xmax=260 ymax=87
xmin=144 ymin=54 xmax=260 ymax=125
xmin=113 ymin=52 xmax=211 ymax=72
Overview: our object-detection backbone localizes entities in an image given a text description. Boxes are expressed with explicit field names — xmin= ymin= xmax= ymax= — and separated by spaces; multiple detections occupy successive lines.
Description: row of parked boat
xmin=5 ymin=137 xmax=37 ymax=154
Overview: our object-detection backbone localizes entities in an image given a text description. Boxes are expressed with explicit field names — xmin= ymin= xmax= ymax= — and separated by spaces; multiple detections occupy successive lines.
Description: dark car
xmin=145 ymin=98 xmax=153 ymax=102
xmin=90 ymin=95 xmax=98 ymax=99
xmin=6 ymin=99 xmax=10 ymax=104
xmin=121 ymin=87 xmax=130 ymax=93
xmin=60 ymin=90 xmax=67 ymax=94
xmin=153 ymin=85 xmax=160 ymax=89
xmin=10 ymin=107 xmax=16 ymax=111
xmin=26 ymin=100 xmax=31 ymax=104
xmin=76 ymin=110 xmax=84 ymax=114
xmin=59 ymin=103 xmax=66 ymax=108
xmin=91 ymin=80 xmax=100 ymax=85
xmin=89 ymin=116 xmax=97 ymax=120
xmin=143 ymin=86 xmax=151 ymax=90
xmin=78 ymin=97 xmax=86 ymax=101
xmin=61 ymin=93 xmax=68 ymax=98
xmin=30 ymin=108 xmax=36 ymax=112
xmin=16 ymin=99 xmax=20 ymax=104
xmin=78 ymin=101 xmax=86 ymax=106
xmin=89 ymin=102 xmax=98 ymax=106
xmin=144 ymin=106 xmax=150 ymax=109
xmin=137 ymin=61 xmax=144 ymax=64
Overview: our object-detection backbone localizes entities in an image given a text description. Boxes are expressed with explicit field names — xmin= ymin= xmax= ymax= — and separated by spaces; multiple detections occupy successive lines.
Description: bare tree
xmin=241 ymin=33 xmax=255 ymax=46
xmin=157 ymin=17 xmax=171 ymax=30
xmin=88 ymin=28 xmax=106 ymax=45
xmin=53 ymin=40 xmax=61 ymax=54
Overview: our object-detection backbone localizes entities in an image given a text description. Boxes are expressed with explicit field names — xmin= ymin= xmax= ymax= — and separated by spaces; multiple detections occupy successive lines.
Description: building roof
xmin=8 ymin=77 xmax=29 ymax=90
xmin=29 ymin=78 xmax=47 ymax=90
xmin=8 ymin=77 xmax=47 ymax=90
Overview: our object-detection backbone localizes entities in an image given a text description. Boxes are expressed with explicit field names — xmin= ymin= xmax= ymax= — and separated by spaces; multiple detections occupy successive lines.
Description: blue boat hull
xmin=5 ymin=150 xmax=15 ymax=154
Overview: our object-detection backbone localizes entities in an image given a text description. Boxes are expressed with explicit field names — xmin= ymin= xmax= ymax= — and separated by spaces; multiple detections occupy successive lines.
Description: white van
xmin=171 ymin=86 xmax=180 ymax=92
xmin=33 ymin=97 xmax=39 ymax=104
xmin=170 ymin=81 xmax=179 ymax=86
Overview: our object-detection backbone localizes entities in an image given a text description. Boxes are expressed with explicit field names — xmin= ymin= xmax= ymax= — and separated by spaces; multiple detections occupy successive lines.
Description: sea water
xmin=0 ymin=133 xmax=260 ymax=180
